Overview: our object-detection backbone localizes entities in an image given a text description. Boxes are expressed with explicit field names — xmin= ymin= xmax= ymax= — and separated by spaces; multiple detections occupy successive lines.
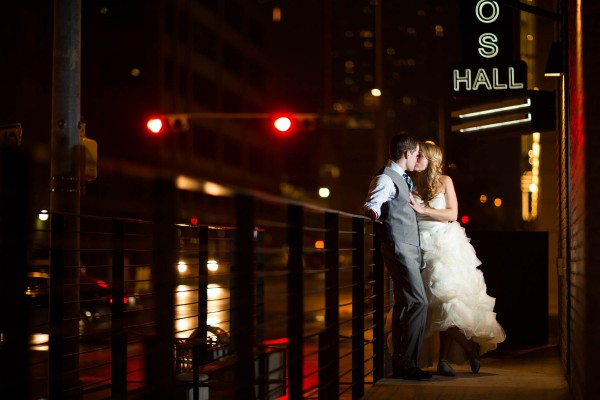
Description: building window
xmin=223 ymin=135 xmax=242 ymax=167
xmin=192 ymin=22 xmax=218 ymax=59
xmin=165 ymin=3 xmax=175 ymax=35
xmin=179 ymin=11 xmax=188 ymax=43
xmin=192 ymin=126 xmax=217 ymax=159
xmin=165 ymin=58 xmax=174 ymax=91
xmin=179 ymin=65 xmax=188 ymax=98
xmin=247 ymin=61 xmax=265 ymax=90
xmin=195 ymin=0 xmax=217 ymax=12
xmin=224 ymin=44 xmax=243 ymax=75
xmin=193 ymin=73 xmax=217 ymax=108
xmin=223 ymin=90 xmax=242 ymax=112
xmin=248 ymin=147 xmax=266 ymax=174
xmin=247 ymin=18 xmax=264 ymax=46
xmin=224 ymin=1 xmax=243 ymax=31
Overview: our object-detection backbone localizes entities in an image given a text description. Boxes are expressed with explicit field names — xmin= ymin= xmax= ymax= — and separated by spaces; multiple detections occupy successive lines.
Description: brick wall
xmin=567 ymin=1 xmax=600 ymax=399
xmin=582 ymin=2 xmax=600 ymax=400
xmin=567 ymin=1 xmax=585 ymax=399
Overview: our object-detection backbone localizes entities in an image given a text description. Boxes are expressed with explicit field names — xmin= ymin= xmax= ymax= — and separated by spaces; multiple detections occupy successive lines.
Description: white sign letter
xmin=453 ymin=69 xmax=472 ymax=91
xmin=492 ymin=68 xmax=508 ymax=89
xmin=475 ymin=0 xmax=499 ymax=23
xmin=478 ymin=33 xmax=499 ymax=58
xmin=472 ymin=69 xmax=493 ymax=91
xmin=508 ymin=67 xmax=524 ymax=89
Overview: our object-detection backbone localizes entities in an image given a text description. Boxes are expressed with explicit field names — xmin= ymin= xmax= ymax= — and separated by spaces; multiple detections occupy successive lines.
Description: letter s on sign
xmin=478 ymin=33 xmax=499 ymax=58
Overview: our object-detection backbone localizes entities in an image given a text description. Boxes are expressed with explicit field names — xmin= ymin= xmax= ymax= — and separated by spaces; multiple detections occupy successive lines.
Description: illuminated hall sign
xmin=451 ymin=0 xmax=527 ymax=97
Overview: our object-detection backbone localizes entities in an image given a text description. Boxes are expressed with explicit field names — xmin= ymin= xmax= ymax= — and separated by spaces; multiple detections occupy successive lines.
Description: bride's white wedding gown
xmin=416 ymin=193 xmax=506 ymax=365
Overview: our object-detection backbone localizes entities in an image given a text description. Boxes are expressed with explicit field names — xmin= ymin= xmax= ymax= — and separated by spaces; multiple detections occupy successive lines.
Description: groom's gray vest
xmin=376 ymin=167 xmax=420 ymax=247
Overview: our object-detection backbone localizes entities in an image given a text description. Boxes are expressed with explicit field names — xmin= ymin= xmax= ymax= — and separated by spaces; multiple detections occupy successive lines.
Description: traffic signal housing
xmin=145 ymin=115 xmax=190 ymax=135
xmin=271 ymin=113 xmax=318 ymax=135
xmin=145 ymin=113 xmax=318 ymax=136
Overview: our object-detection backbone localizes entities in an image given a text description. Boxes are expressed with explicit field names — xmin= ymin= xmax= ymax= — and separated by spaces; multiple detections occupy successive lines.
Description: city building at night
xmin=4 ymin=1 xmax=600 ymax=399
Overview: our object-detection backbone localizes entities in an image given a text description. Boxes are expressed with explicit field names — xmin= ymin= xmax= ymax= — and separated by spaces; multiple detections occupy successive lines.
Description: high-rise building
xmin=1 ymin=0 xmax=329 ymax=218
xmin=82 ymin=0 xmax=287 ymax=204
xmin=322 ymin=0 xmax=461 ymax=212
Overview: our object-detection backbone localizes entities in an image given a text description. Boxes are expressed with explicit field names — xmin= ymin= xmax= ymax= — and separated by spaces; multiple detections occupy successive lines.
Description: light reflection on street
xmin=174 ymin=283 xmax=230 ymax=338
xmin=30 ymin=333 xmax=49 ymax=351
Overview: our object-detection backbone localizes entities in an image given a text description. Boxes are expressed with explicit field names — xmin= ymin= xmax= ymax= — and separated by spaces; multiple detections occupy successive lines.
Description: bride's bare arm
xmin=409 ymin=175 xmax=458 ymax=222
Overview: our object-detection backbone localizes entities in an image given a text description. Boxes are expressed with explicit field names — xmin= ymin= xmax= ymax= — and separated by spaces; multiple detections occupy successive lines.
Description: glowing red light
xmin=190 ymin=216 xmax=198 ymax=225
xmin=146 ymin=118 xmax=164 ymax=134
xmin=96 ymin=280 xmax=108 ymax=288
xmin=273 ymin=116 xmax=292 ymax=132
xmin=461 ymin=215 xmax=469 ymax=224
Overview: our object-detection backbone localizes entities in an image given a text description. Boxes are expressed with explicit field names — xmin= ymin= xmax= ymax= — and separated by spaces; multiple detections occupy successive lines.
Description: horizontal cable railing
xmin=1 ymin=150 xmax=394 ymax=400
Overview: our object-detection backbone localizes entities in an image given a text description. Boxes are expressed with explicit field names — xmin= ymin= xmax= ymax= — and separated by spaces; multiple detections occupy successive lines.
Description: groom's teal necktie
xmin=402 ymin=173 xmax=413 ymax=193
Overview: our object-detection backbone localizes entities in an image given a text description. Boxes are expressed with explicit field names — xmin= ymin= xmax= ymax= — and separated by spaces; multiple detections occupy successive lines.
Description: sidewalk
xmin=362 ymin=343 xmax=570 ymax=400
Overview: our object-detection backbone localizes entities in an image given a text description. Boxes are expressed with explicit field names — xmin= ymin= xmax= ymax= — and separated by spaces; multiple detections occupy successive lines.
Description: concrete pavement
xmin=361 ymin=343 xmax=569 ymax=400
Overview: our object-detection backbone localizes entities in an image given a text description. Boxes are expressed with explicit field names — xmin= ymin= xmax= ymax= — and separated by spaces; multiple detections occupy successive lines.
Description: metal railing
xmin=1 ymin=151 xmax=394 ymax=399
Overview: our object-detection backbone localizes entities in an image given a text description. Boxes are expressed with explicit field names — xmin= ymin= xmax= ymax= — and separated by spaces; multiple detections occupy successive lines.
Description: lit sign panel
xmin=451 ymin=0 xmax=527 ymax=97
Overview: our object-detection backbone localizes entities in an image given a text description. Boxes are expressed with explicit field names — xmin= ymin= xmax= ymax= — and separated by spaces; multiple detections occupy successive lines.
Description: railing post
xmin=111 ymin=219 xmax=127 ymax=398
xmin=145 ymin=179 xmax=177 ymax=397
xmin=255 ymin=230 xmax=265 ymax=344
xmin=232 ymin=194 xmax=256 ymax=399
xmin=319 ymin=212 xmax=339 ymax=400
xmin=0 ymin=148 xmax=30 ymax=398
xmin=255 ymin=229 xmax=268 ymax=398
xmin=351 ymin=217 xmax=365 ymax=399
xmin=49 ymin=213 xmax=65 ymax=399
xmin=372 ymin=223 xmax=385 ymax=382
xmin=192 ymin=224 xmax=209 ymax=400
xmin=287 ymin=204 xmax=304 ymax=399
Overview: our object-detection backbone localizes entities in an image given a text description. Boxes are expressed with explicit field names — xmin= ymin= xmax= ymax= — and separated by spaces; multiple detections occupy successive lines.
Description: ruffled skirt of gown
xmin=418 ymin=220 xmax=506 ymax=366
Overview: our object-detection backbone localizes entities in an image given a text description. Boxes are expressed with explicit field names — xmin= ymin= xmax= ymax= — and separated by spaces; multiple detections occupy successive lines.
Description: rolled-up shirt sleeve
xmin=363 ymin=174 xmax=396 ymax=219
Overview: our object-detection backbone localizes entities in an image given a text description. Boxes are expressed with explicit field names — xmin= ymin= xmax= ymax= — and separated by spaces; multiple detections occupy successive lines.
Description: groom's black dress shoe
xmin=392 ymin=366 xmax=433 ymax=380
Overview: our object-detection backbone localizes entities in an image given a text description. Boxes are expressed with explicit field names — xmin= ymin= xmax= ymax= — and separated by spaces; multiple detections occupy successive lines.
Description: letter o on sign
xmin=475 ymin=0 xmax=499 ymax=23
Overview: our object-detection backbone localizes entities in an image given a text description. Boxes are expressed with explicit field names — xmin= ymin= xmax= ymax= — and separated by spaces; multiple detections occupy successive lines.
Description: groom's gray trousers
xmin=380 ymin=240 xmax=427 ymax=366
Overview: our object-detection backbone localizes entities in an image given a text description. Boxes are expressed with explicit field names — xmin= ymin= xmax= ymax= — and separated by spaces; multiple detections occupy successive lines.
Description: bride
xmin=408 ymin=141 xmax=506 ymax=376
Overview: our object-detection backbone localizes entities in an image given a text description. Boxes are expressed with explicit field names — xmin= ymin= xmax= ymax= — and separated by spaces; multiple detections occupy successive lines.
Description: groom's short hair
xmin=389 ymin=133 xmax=419 ymax=161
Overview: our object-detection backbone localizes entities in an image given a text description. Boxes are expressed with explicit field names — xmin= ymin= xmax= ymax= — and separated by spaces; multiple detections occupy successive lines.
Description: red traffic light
xmin=273 ymin=116 xmax=292 ymax=133
xmin=146 ymin=118 xmax=164 ymax=134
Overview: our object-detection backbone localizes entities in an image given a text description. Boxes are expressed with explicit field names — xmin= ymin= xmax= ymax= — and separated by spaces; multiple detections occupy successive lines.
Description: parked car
xmin=26 ymin=271 xmax=142 ymax=345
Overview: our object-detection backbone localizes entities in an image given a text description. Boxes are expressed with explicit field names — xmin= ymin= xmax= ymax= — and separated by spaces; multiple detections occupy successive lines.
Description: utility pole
xmin=374 ymin=0 xmax=385 ymax=168
xmin=49 ymin=0 xmax=81 ymax=398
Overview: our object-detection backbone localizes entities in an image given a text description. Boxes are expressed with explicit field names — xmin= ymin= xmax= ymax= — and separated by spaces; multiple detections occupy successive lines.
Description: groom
xmin=363 ymin=134 xmax=431 ymax=380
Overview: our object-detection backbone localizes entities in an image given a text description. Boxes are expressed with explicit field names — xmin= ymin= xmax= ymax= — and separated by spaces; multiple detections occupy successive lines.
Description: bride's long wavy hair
xmin=416 ymin=142 xmax=444 ymax=207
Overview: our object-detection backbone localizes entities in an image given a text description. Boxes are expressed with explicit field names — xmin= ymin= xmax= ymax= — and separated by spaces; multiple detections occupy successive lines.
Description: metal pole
xmin=374 ymin=0 xmax=385 ymax=169
xmin=50 ymin=0 xmax=81 ymax=210
xmin=49 ymin=1 xmax=81 ymax=398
